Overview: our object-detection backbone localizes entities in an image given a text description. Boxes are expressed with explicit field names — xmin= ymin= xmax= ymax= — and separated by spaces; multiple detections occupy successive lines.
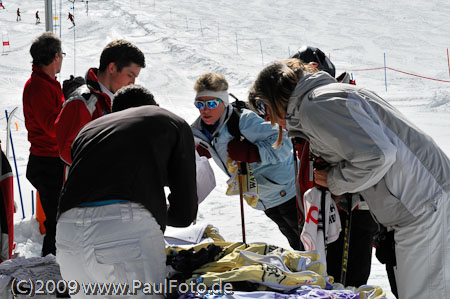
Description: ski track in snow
xmin=2 ymin=0 xmax=450 ymax=298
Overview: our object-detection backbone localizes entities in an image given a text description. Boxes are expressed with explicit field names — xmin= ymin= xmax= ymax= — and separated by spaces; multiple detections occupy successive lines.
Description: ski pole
xmin=320 ymin=186 xmax=327 ymax=251
xmin=5 ymin=107 xmax=18 ymax=159
xmin=237 ymin=161 xmax=246 ymax=244
xmin=291 ymin=138 xmax=306 ymax=250
xmin=340 ymin=193 xmax=353 ymax=285
xmin=5 ymin=110 xmax=25 ymax=219
xmin=291 ymin=139 xmax=306 ymax=219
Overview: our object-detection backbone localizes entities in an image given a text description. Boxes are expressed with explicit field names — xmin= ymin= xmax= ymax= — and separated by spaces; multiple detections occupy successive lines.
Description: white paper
xmin=195 ymin=152 xmax=216 ymax=204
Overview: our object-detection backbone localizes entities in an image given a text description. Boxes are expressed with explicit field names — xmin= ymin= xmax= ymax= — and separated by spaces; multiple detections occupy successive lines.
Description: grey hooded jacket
xmin=286 ymin=71 xmax=450 ymax=226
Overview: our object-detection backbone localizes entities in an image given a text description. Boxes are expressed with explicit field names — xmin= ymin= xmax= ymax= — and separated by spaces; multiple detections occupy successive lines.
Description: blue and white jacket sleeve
xmin=238 ymin=109 xmax=292 ymax=164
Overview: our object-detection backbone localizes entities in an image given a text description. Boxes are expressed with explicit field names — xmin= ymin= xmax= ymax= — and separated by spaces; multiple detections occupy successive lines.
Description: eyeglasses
xmin=194 ymin=98 xmax=222 ymax=110
xmin=253 ymin=100 xmax=266 ymax=117
xmin=61 ymin=52 xmax=66 ymax=57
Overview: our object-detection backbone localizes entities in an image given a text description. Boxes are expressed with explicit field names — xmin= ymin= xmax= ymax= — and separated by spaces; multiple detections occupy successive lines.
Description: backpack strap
xmin=227 ymin=108 xmax=242 ymax=139
xmin=227 ymin=93 xmax=248 ymax=140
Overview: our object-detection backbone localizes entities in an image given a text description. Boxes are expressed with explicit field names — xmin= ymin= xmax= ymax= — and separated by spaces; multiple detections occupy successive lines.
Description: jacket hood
xmin=286 ymin=71 xmax=336 ymax=139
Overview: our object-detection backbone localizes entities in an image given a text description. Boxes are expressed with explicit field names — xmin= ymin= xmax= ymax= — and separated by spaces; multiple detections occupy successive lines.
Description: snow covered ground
xmin=1 ymin=0 xmax=450 ymax=298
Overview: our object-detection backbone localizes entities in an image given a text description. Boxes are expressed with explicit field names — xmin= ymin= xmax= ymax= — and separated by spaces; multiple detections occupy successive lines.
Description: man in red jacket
xmin=22 ymin=32 xmax=65 ymax=257
xmin=55 ymin=40 xmax=145 ymax=169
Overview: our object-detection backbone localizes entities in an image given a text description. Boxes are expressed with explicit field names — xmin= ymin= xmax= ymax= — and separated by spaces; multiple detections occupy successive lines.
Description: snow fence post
xmin=259 ymin=39 xmax=264 ymax=66
xmin=447 ymin=48 xmax=450 ymax=78
xmin=235 ymin=32 xmax=238 ymax=55
xmin=384 ymin=52 xmax=388 ymax=92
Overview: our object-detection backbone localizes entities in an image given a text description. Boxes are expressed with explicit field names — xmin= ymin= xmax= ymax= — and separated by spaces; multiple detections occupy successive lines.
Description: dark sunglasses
xmin=253 ymin=100 xmax=266 ymax=117
xmin=194 ymin=98 xmax=222 ymax=110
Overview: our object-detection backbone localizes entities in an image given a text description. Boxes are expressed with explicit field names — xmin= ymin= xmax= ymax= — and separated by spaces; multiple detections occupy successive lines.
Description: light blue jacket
xmin=191 ymin=105 xmax=297 ymax=211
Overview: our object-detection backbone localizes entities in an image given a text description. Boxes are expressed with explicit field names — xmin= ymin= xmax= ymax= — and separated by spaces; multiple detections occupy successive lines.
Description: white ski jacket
xmin=286 ymin=71 xmax=450 ymax=226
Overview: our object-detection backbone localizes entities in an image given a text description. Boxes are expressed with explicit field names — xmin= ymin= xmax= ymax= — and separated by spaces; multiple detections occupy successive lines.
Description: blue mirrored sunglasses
xmin=194 ymin=98 xmax=222 ymax=110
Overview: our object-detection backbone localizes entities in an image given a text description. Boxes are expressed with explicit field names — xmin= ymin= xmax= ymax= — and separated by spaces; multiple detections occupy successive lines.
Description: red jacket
xmin=22 ymin=65 xmax=64 ymax=157
xmin=0 ymin=144 xmax=14 ymax=261
xmin=55 ymin=68 xmax=111 ymax=165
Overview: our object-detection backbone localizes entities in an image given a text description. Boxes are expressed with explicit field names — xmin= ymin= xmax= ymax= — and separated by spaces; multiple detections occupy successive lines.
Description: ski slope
xmin=1 ymin=0 xmax=450 ymax=298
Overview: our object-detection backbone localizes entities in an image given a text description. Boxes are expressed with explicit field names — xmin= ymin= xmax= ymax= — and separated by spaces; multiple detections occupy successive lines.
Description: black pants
xmin=375 ymin=228 xmax=398 ymax=298
xmin=326 ymin=209 xmax=378 ymax=287
xmin=264 ymin=197 xmax=301 ymax=250
xmin=26 ymin=154 xmax=64 ymax=256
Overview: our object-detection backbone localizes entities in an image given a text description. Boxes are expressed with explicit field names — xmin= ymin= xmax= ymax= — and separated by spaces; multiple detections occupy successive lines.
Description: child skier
xmin=68 ymin=12 xmax=75 ymax=26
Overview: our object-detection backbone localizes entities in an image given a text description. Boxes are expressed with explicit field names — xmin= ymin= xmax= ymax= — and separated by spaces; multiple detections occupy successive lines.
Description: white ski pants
xmin=394 ymin=192 xmax=450 ymax=299
xmin=56 ymin=202 xmax=165 ymax=299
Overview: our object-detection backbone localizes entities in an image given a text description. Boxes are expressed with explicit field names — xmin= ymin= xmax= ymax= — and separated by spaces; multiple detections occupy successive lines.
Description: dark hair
xmin=112 ymin=85 xmax=157 ymax=112
xmin=99 ymin=40 xmax=145 ymax=72
xmin=30 ymin=32 xmax=62 ymax=66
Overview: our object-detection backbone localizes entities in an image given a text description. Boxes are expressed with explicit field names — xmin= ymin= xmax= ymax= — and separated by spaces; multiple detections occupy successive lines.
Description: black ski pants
xmin=326 ymin=209 xmax=378 ymax=287
xmin=26 ymin=154 xmax=64 ymax=257
xmin=264 ymin=196 xmax=302 ymax=250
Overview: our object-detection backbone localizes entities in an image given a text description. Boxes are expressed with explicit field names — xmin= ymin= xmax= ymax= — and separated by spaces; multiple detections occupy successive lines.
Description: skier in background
xmin=68 ymin=12 xmax=75 ymax=26
xmin=35 ymin=11 xmax=40 ymax=24
xmin=16 ymin=8 xmax=21 ymax=21
xmin=0 ymin=0 xmax=5 ymax=10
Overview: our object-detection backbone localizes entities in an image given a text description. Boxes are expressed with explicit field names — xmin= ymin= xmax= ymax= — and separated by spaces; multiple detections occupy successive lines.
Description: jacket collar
xmin=85 ymin=68 xmax=101 ymax=92
xmin=31 ymin=64 xmax=58 ymax=83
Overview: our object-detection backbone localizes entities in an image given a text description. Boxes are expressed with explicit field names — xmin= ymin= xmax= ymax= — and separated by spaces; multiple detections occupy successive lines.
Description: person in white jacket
xmin=248 ymin=58 xmax=450 ymax=299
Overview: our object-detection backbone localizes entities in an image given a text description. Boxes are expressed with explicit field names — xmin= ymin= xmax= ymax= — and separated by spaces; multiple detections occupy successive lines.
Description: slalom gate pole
xmin=340 ymin=194 xmax=353 ymax=285
xmin=5 ymin=110 xmax=25 ymax=219
xmin=237 ymin=162 xmax=246 ymax=244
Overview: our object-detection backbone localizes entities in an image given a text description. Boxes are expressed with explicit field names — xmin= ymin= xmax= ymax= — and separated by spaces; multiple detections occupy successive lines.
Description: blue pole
xmin=384 ymin=53 xmax=388 ymax=92
xmin=5 ymin=110 xmax=25 ymax=219
xmin=31 ymin=190 xmax=34 ymax=216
